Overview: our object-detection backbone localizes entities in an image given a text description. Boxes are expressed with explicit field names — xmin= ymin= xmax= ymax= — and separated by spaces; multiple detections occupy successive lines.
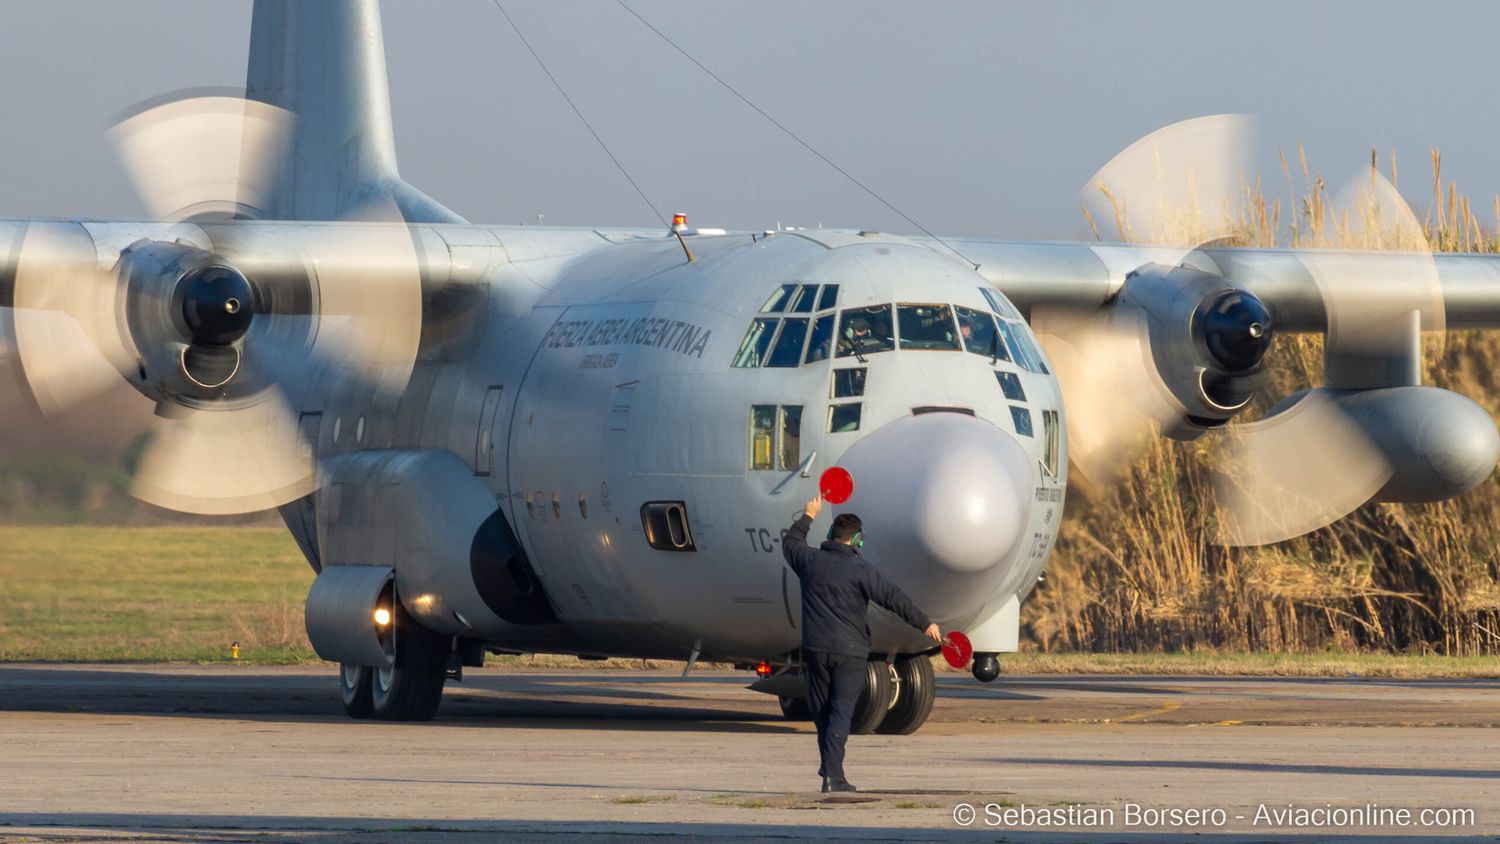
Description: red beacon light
xmin=671 ymin=212 xmax=688 ymax=233
xmin=819 ymin=467 xmax=854 ymax=505
xmin=754 ymin=661 xmax=773 ymax=678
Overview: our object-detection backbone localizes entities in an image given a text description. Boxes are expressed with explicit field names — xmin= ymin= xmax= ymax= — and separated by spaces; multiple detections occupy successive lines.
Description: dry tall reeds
xmin=1026 ymin=149 xmax=1500 ymax=656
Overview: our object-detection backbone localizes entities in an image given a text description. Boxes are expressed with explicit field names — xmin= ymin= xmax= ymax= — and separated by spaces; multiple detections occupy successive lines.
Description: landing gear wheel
xmin=370 ymin=602 xmax=449 ymax=722
xmin=778 ymin=694 xmax=811 ymax=721
xmin=875 ymin=655 xmax=936 ymax=734
xmin=850 ymin=659 xmax=894 ymax=735
xmin=339 ymin=663 xmax=374 ymax=719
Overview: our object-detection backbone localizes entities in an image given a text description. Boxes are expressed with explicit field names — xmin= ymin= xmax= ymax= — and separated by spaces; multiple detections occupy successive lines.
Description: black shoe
xmin=822 ymin=777 xmax=857 ymax=793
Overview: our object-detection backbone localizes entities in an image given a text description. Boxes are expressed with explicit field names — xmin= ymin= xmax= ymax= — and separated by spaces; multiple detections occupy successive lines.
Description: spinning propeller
xmin=3 ymin=93 xmax=423 ymax=515
xmin=1039 ymin=115 xmax=1447 ymax=545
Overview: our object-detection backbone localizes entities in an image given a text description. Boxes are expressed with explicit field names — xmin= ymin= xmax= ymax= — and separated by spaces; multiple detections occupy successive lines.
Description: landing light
xmin=373 ymin=607 xmax=392 ymax=627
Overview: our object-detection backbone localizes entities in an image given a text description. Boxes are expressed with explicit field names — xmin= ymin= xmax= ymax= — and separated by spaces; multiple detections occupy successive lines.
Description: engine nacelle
xmin=1118 ymin=264 xmax=1274 ymax=438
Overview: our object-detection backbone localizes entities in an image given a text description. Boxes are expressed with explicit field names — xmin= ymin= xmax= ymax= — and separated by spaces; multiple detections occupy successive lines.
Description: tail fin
xmin=246 ymin=0 xmax=463 ymax=223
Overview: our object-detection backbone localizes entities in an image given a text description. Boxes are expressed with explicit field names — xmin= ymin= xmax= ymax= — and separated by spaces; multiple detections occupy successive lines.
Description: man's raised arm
xmin=782 ymin=495 xmax=824 ymax=578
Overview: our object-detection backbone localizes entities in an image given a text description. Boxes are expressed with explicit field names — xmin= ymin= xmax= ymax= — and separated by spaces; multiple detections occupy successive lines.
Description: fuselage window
xmin=779 ymin=405 xmax=803 ymax=471
xmin=828 ymin=403 xmax=862 ymax=433
xmin=1010 ymin=405 xmax=1034 ymax=438
xmin=897 ymin=304 xmax=960 ymax=351
xmin=750 ymin=404 xmax=777 ymax=469
xmin=817 ymin=284 xmax=840 ymax=311
xmin=787 ymin=284 xmax=818 ymax=313
xmin=836 ymin=305 xmax=895 ymax=358
xmin=832 ymin=368 xmax=867 ymax=398
xmin=1041 ymin=409 xmax=1060 ymax=477
xmin=732 ymin=318 xmax=778 ymax=367
xmin=804 ymin=313 xmax=836 ymax=364
xmin=954 ymin=305 xmax=1007 ymax=360
xmin=760 ymin=284 xmax=799 ymax=313
xmin=766 ymin=318 xmax=810 ymax=367
xmin=995 ymin=370 xmax=1026 ymax=402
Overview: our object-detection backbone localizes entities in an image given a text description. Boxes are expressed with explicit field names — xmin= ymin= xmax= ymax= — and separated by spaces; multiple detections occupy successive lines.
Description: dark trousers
xmin=804 ymin=649 xmax=866 ymax=782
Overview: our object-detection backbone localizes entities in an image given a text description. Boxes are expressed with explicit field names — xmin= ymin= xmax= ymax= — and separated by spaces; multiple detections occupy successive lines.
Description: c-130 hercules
xmin=3 ymin=1 xmax=1497 ymax=735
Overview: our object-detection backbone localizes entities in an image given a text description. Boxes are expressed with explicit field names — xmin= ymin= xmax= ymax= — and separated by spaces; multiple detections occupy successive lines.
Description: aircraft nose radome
xmin=834 ymin=413 xmax=1033 ymax=619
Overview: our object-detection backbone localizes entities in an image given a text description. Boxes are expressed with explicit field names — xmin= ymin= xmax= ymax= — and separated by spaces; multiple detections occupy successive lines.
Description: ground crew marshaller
xmin=783 ymin=494 xmax=941 ymax=793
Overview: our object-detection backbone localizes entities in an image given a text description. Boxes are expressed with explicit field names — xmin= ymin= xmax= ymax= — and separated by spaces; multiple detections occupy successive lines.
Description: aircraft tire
xmin=339 ymin=663 xmax=375 ymax=719
xmin=849 ymin=659 xmax=894 ymax=735
xmin=370 ymin=603 xmax=448 ymax=721
xmin=875 ymin=655 xmax=935 ymax=735
xmin=778 ymin=694 xmax=812 ymax=721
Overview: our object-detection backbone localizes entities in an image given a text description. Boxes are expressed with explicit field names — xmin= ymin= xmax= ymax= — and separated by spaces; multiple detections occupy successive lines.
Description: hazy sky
xmin=3 ymin=1 xmax=1499 ymax=240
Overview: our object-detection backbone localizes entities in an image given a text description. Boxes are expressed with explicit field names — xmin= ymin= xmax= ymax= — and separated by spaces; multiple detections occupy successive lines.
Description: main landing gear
xmin=777 ymin=655 xmax=938 ymax=734
xmin=339 ymin=599 xmax=449 ymax=721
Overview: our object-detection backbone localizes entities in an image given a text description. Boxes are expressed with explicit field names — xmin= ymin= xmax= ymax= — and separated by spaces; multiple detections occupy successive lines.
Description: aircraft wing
xmin=939 ymin=238 xmax=1500 ymax=331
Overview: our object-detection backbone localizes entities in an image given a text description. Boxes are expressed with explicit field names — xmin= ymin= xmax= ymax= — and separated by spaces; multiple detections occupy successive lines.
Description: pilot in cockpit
xmin=838 ymin=317 xmax=873 ymax=355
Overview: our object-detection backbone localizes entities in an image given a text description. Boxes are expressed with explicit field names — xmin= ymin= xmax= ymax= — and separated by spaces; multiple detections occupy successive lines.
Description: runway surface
xmin=0 ymin=664 xmax=1496 ymax=842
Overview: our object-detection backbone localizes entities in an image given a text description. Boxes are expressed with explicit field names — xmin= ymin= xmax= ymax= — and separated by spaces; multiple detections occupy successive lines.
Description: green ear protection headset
xmin=826 ymin=526 xmax=865 ymax=547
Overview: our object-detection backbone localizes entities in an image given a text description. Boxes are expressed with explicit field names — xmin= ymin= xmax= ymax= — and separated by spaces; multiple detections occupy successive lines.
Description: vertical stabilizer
xmin=247 ymin=0 xmax=463 ymax=223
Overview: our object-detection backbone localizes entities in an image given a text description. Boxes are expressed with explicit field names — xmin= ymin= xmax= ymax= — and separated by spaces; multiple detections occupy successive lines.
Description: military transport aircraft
xmin=2 ymin=1 xmax=1497 ymax=735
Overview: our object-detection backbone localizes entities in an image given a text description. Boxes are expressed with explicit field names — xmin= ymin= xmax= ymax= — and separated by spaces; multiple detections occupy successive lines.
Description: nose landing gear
xmin=972 ymin=652 xmax=1000 ymax=683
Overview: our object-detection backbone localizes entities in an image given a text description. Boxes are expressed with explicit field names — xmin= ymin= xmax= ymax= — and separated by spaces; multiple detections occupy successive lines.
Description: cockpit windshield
xmin=897 ymin=304 xmax=960 ymax=351
xmin=836 ymin=305 xmax=895 ymax=357
xmin=732 ymin=284 xmax=1044 ymax=372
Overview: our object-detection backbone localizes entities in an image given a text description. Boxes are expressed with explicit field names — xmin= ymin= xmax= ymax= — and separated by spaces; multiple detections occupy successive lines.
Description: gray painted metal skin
xmin=1 ymin=0 xmax=1498 ymax=678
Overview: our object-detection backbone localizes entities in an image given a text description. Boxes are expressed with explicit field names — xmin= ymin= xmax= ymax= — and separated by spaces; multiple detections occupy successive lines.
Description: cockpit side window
xmin=766 ymin=318 xmax=809 ymax=367
xmin=979 ymin=286 xmax=1024 ymax=320
xmin=804 ymin=313 xmax=836 ymax=364
xmin=732 ymin=318 xmax=778 ymax=367
xmin=836 ymin=305 xmax=895 ymax=357
xmin=750 ymin=404 xmax=776 ymax=469
xmin=997 ymin=320 xmax=1049 ymax=374
xmin=897 ymin=304 xmax=960 ymax=351
xmin=779 ymin=405 xmax=803 ymax=470
xmin=954 ymin=306 xmax=1006 ymax=360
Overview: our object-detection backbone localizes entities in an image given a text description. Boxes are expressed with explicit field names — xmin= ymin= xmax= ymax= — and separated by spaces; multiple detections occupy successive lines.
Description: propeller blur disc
xmin=131 ymin=391 xmax=317 ymax=516
xmin=1082 ymin=114 xmax=1253 ymax=248
xmin=1214 ymin=390 xmax=1394 ymax=546
xmin=109 ymin=93 xmax=292 ymax=221
xmin=9 ymin=223 xmax=135 ymax=414
xmin=1031 ymin=304 xmax=1178 ymax=487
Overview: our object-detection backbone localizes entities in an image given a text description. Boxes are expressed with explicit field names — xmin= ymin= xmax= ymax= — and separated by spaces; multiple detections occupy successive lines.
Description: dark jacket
xmin=782 ymin=514 xmax=932 ymax=656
